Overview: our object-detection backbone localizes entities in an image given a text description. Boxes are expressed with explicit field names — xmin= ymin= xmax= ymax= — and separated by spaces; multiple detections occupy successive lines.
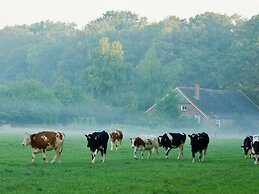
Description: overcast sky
xmin=0 ymin=0 xmax=258 ymax=29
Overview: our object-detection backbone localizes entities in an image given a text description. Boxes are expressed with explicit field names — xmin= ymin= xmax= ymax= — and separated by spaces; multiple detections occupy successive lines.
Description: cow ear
xmin=188 ymin=134 xmax=191 ymax=137
xmin=85 ymin=134 xmax=88 ymax=138
xmin=130 ymin=138 xmax=132 ymax=140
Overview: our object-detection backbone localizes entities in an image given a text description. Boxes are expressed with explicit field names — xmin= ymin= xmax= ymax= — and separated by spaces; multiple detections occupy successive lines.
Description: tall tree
xmin=135 ymin=47 xmax=181 ymax=110
xmin=81 ymin=37 xmax=127 ymax=101
xmin=218 ymin=15 xmax=259 ymax=103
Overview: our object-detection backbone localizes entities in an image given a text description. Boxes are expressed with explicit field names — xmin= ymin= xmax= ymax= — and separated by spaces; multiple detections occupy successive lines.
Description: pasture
xmin=0 ymin=128 xmax=258 ymax=194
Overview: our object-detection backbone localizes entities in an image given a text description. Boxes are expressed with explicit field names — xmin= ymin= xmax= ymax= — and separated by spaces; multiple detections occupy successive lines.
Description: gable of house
xmin=177 ymin=87 xmax=259 ymax=120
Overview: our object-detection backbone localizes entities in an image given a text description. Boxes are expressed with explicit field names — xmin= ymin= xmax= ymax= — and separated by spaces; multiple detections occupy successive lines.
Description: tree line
xmin=0 ymin=11 xmax=258 ymax=125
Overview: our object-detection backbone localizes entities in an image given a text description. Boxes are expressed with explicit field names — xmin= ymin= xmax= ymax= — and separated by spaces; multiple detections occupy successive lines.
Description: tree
xmin=135 ymin=47 xmax=181 ymax=110
xmin=81 ymin=37 xmax=127 ymax=101
xmin=84 ymin=10 xmax=148 ymax=35
xmin=218 ymin=15 xmax=259 ymax=103
xmin=0 ymin=80 xmax=60 ymax=124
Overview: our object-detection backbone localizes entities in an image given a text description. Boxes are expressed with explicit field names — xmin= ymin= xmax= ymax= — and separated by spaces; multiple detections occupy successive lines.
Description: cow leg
xmin=111 ymin=141 xmax=114 ymax=150
xmin=42 ymin=149 xmax=48 ymax=163
xmin=141 ymin=148 xmax=144 ymax=159
xmin=32 ymin=148 xmax=40 ymax=163
xmin=115 ymin=143 xmax=118 ymax=150
xmin=254 ymin=155 xmax=258 ymax=164
xmin=91 ymin=149 xmax=98 ymax=163
xmin=32 ymin=152 xmax=36 ymax=163
xmin=133 ymin=147 xmax=138 ymax=159
xmin=102 ymin=148 xmax=107 ymax=163
xmin=100 ymin=148 xmax=106 ymax=163
xmin=100 ymin=149 xmax=104 ymax=160
xmin=192 ymin=152 xmax=195 ymax=163
xmin=51 ymin=151 xmax=58 ymax=163
xmin=164 ymin=147 xmax=171 ymax=159
xmin=111 ymin=142 xmax=113 ymax=151
xmin=199 ymin=150 xmax=206 ymax=162
xmin=249 ymin=148 xmax=253 ymax=159
xmin=51 ymin=148 xmax=62 ymax=163
xmin=147 ymin=149 xmax=152 ymax=159
xmin=155 ymin=147 xmax=160 ymax=158
xmin=177 ymin=144 xmax=184 ymax=159
xmin=58 ymin=147 xmax=63 ymax=162
xmin=201 ymin=150 xmax=205 ymax=162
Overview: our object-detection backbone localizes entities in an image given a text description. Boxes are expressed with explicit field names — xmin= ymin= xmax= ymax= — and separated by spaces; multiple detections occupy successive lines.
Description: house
xmin=145 ymin=84 xmax=259 ymax=128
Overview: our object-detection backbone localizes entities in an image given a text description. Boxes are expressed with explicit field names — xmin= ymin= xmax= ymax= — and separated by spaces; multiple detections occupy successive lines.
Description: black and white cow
xmin=241 ymin=136 xmax=253 ymax=159
xmin=188 ymin=132 xmax=209 ymax=162
xmin=252 ymin=134 xmax=259 ymax=164
xmin=85 ymin=130 xmax=109 ymax=163
xmin=158 ymin=133 xmax=186 ymax=159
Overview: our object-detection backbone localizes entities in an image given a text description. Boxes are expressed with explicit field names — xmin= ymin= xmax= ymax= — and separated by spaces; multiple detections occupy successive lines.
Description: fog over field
xmin=1 ymin=122 xmax=255 ymax=142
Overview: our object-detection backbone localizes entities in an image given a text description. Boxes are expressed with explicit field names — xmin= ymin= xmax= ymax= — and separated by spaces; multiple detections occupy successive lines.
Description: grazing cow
xmin=252 ymin=134 xmax=259 ymax=164
xmin=130 ymin=137 xmax=159 ymax=159
xmin=241 ymin=136 xmax=253 ymax=158
xmin=85 ymin=130 xmax=109 ymax=163
xmin=188 ymin=132 xmax=210 ymax=162
xmin=110 ymin=129 xmax=123 ymax=150
xmin=21 ymin=131 xmax=65 ymax=163
xmin=158 ymin=133 xmax=186 ymax=159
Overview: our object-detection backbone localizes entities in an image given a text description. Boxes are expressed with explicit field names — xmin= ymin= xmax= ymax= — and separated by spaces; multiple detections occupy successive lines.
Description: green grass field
xmin=0 ymin=129 xmax=258 ymax=194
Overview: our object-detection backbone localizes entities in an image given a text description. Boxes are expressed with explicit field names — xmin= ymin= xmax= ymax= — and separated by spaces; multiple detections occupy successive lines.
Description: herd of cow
xmin=21 ymin=129 xmax=259 ymax=164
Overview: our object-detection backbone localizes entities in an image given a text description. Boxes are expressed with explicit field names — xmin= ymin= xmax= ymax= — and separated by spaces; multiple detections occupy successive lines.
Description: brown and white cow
xmin=22 ymin=131 xmax=65 ymax=163
xmin=110 ymin=129 xmax=123 ymax=150
xmin=130 ymin=137 xmax=159 ymax=159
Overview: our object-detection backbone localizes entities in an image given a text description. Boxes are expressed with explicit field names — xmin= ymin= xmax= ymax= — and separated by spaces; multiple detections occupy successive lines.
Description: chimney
xmin=194 ymin=84 xmax=200 ymax=100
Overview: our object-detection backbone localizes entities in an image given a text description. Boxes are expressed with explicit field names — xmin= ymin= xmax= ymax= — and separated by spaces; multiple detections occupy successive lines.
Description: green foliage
xmin=52 ymin=76 xmax=83 ymax=105
xmin=0 ymin=11 xmax=258 ymax=124
xmin=135 ymin=47 xmax=181 ymax=109
xmin=81 ymin=37 xmax=127 ymax=101
xmin=0 ymin=80 xmax=60 ymax=123
xmin=156 ymin=92 xmax=180 ymax=118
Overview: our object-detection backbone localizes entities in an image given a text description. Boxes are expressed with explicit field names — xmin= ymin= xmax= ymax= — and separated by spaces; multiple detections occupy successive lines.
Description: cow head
xmin=157 ymin=134 xmax=170 ymax=147
xmin=85 ymin=134 xmax=94 ymax=148
xmin=157 ymin=136 xmax=163 ymax=147
xmin=21 ymin=132 xmax=31 ymax=146
xmin=110 ymin=132 xmax=119 ymax=143
xmin=130 ymin=137 xmax=145 ymax=148
xmin=130 ymin=138 xmax=136 ymax=148
xmin=188 ymin=134 xmax=199 ymax=145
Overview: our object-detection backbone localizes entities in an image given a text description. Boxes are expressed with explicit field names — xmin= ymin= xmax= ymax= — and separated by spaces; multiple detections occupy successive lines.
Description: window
xmin=180 ymin=105 xmax=187 ymax=112
xmin=216 ymin=120 xmax=221 ymax=128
